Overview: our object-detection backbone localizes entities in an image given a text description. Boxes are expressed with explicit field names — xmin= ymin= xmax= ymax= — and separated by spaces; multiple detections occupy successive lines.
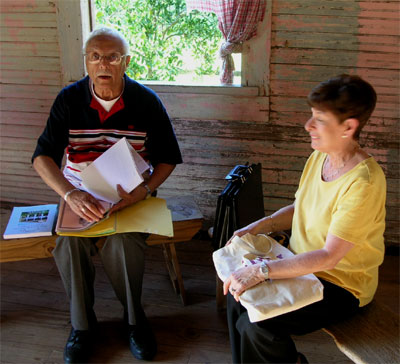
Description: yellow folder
xmin=57 ymin=197 xmax=173 ymax=238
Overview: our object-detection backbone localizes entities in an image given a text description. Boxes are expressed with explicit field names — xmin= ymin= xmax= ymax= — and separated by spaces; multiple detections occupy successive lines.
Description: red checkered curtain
xmin=186 ymin=0 xmax=266 ymax=84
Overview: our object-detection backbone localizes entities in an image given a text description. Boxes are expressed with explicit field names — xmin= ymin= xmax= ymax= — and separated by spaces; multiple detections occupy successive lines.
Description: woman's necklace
xmin=322 ymin=158 xmax=345 ymax=181
xmin=322 ymin=148 xmax=359 ymax=182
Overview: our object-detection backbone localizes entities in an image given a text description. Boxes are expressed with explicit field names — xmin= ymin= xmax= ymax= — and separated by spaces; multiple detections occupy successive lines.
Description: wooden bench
xmin=323 ymin=299 xmax=399 ymax=364
xmin=0 ymin=212 xmax=202 ymax=306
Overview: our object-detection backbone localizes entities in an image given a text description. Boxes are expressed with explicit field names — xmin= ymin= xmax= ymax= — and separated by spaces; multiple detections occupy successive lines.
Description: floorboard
xmin=1 ymin=237 xmax=398 ymax=364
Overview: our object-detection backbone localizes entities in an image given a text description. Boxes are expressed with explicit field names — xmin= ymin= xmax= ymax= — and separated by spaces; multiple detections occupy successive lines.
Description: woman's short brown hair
xmin=307 ymin=74 xmax=377 ymax=139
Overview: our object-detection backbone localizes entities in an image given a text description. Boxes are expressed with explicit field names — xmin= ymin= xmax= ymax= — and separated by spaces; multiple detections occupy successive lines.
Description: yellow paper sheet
xmin=57 ymin=197 xmax=173 ymax=238
xmin=117 ymin=197 xmax=173 ymax=237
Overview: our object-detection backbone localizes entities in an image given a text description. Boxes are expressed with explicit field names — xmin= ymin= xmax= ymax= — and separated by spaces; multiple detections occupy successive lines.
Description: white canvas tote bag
xmin=213 ymin=233 xmax=324 ymax=322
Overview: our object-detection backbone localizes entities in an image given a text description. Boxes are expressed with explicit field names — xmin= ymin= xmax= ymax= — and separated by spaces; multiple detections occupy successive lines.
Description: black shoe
xmin=63 ymin=328 xmax=93 ymax=363
xmin=128 ymin=324 xmax=157 ymax=361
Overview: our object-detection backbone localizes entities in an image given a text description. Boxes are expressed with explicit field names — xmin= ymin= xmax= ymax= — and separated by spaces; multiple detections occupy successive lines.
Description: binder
xmin=212 ymin=163 xmax=265 ymax=250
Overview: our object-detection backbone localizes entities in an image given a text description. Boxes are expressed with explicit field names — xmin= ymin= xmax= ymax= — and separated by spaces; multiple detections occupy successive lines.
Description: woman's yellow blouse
xmin=290 ymin=150 xmax=386 ymax=306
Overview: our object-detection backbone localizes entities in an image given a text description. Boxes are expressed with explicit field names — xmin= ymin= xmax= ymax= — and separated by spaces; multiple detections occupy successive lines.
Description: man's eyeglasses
xmin=84 ymin=52 xmax=127 ymax=65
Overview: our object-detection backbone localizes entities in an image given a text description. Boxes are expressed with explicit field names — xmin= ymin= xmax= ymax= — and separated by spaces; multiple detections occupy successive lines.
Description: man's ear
xmin=342 ymin=118 xmax=359 ymax=139
xmin=125 ymin=55 xmax=131 ymax=68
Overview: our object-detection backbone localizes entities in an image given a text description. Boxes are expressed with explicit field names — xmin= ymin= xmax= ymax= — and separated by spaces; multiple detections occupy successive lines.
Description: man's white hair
xmin=83 ymin=27 xmax=129 ymax=54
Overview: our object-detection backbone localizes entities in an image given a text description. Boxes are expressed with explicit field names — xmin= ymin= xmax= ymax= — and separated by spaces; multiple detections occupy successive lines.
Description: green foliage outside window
xmin=95 ymin=0 xmax=223 ymax=82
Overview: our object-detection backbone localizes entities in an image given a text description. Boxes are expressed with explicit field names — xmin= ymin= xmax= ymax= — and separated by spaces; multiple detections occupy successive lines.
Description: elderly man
xmin=32 ymin=27 xmax=182 ymax=363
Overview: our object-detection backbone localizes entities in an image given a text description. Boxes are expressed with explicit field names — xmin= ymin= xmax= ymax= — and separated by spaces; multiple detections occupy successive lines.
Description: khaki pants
xmin=53 ymin=232 xmax=148 ymax=330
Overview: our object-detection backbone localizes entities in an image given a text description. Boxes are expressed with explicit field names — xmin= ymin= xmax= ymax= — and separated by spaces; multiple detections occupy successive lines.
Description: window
xmin=94 ymin=0 xmax=242 ymax=85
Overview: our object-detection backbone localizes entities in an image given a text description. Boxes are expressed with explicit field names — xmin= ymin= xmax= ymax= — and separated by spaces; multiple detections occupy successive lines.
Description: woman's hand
xmin=108 ymin=184 xmax=147 ymax=215
xmin=66 ymin=190 xmax=106 ymax=222
xmin=225 ymin=220 xmax=264 ymax=246
xmin=223 ymin=264 xmax=265 ymax=302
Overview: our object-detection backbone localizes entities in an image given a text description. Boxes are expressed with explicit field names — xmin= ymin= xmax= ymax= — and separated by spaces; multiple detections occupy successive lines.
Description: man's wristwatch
xmin=259 ymin=262 xmax=269 ymax=280
xmin=142 ymin=184 xmax=152 ymax=199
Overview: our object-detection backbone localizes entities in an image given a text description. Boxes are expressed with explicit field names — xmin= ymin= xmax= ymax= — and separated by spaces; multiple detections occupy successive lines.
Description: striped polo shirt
xmin=32 ymin=75 xmax=182 ymax=189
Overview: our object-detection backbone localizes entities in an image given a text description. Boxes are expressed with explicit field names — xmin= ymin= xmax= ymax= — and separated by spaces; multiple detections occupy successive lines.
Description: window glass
xmin=94 ymin=0 xmax=241 ymax=85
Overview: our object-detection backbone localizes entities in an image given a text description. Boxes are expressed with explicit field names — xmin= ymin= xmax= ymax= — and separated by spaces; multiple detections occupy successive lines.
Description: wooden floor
xmin=1 ymin=235 xmax=398 ymax=364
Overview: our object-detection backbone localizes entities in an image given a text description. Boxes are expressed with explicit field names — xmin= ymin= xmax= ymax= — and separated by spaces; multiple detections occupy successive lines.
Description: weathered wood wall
xmin=0 ymin=0 xmax=89 ymax=205
xmin=0 ymin=0 xmax=62 ymax=204
xmin=0 ymin=0 xmax=398 ymax=248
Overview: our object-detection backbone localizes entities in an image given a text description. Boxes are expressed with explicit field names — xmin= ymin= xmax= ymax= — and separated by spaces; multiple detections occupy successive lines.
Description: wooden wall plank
xmin=0 ymin=84 xmax=60 ymax=100
xmin=0 ymin=137 xmax=38 ymax=152
xmin=1 ymin=70 xmax=61 ymax=85
xmin=273 ymin=32 xmax=400 ymax=53
xmin=0 ymin=161 xmax=39 ymax=175
xmin=359 ymin=1 xmax=400 ymax=16
xmin=0 ymin=12 xmax=57 ymax=28
xmin=0 ymin=149 xmax=37 ymax=163
xmin=147 ymin=84 xmax=259 ymax=97
xmin=1 ymin=55 xmax=60 ymax=71
xmin=0 ymin=174 xmax=49 ymax=191
xmin=158 ymin=93 xmax=269 ymax=122
xmin=0 ymin=27 xmax=58 ymax=42
xmin=271 ymin=48 xmax=399 ymax=70
xmin=270 ymin=79 xmax=399 ymax=98
xmin=0 ymin=0 xmax=56 ymax=14
xmin=0 ymin=187 xmax=59 ymax=205
xmin=274 ymin=1 xmax=399 ymax=19
xmin=0 ymin=98 xmax=53 ymax=113
xmin=0 ymin=42 xmax=59 ymax=57
xmin=273 ymin=15 xmax=398 ymax=35
xmin=273 ymin=1 xmax=361 ymax=16
xmin=270 ymin=64 xmax=399 ymax=87
xmin=0 ymin=111 xmax=48 ymax=126
xmin=270 ymin=96 xmax=399 ymax=119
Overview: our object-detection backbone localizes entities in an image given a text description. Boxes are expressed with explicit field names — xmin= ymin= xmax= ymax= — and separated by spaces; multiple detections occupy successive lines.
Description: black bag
xmin=212 ymin=163 xmax=265 ymax=250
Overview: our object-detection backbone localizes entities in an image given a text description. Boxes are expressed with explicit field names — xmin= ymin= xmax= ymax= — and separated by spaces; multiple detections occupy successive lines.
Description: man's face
xmin=85 ymin=35 xmax=131 ymax=95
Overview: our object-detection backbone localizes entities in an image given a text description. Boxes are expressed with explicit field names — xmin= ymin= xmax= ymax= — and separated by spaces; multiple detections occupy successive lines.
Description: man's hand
xmin=223 ymin=264 xmax=265 ymax=302
xmin=67 ymin=190 xmax=106 ymax=222
xmin=107 ymin=163 xmax=176 ymax=215
xmin=108 ymin=184 xmax=147 ymax=215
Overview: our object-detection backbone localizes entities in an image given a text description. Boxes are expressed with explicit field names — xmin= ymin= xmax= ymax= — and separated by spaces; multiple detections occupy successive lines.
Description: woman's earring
xmin=341 ymin=135 xmax=348 ymax=138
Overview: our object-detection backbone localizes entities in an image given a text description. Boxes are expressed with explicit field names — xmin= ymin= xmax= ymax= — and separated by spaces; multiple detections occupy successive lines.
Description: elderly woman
xmin=223 ymin=74 xmax=386 ymax=364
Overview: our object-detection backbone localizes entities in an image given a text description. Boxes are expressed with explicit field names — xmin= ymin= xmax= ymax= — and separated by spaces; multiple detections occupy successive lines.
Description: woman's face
xmin=304 ymin=108 xmax=348 ymax=153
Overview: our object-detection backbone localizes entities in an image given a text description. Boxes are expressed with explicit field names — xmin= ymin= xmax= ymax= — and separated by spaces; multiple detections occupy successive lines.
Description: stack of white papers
xmin=80 ymin=137 xmax=149 ymax=204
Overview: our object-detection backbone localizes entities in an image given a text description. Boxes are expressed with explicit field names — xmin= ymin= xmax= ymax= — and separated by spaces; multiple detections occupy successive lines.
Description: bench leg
xmin=161 ymin=243 xmax=187 ymax=305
